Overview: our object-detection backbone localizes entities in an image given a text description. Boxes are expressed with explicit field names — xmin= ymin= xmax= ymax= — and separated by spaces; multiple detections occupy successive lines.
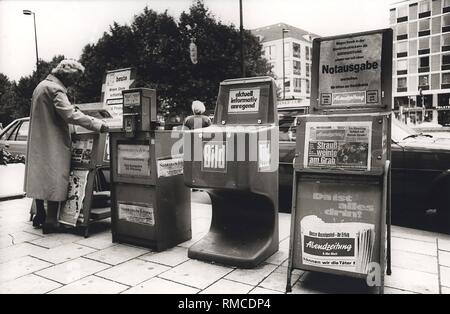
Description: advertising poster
xmin=319 ymin=33 xmax=382 ymax=107
xmin=102 ymin=68 xmax=134 ymax=128
xmin=228 ymin=88 xmax=260 ymax=113
xmin=294 ymin=179 xmax=380 ymax=275
xmin=303 ymin=121 xmax=372 ymax=171
xmin=157 ymin=156 xmax=184 ymax=178
xmin=58 ymin=170 xmax=89 ymax=226
xmin=71 ymin=137 xmax=94 ymax=165
xmin=118 ymin=202 xmax=155 ymax=226
xmin=117 ymin=144 xmax=151 ymax=177
xmin=202 ymin=141 xmax=227 ymax=172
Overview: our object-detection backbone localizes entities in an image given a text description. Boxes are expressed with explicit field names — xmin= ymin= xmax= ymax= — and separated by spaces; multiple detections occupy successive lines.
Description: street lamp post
xmin=239 ymin=0 xmax=245 ymax=77
xmin=23 ymin=9 xmax=39 ymax=72
xmin=282 ymin=28 xmax=289 ymax=100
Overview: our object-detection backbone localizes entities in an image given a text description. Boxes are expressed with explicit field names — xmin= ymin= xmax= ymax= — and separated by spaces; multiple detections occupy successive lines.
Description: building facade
xmin=251 ymin=23 xmax=319 ymax=105
xmin=390 ymin=0 xmax=450 ymax=126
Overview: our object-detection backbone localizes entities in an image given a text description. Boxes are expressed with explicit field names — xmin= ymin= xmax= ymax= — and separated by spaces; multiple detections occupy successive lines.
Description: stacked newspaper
xmin=300 ymin=215 xmax=375 ymax=274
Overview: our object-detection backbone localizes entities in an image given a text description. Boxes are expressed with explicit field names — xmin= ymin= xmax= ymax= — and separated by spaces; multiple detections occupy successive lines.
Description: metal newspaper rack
xmin=286 ymin=29 xmax=393 ymax=294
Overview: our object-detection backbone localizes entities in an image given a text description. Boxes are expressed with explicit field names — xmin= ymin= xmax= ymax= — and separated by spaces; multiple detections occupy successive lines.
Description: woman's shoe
xmin=32 ymin=215 xmax=45 ymax=228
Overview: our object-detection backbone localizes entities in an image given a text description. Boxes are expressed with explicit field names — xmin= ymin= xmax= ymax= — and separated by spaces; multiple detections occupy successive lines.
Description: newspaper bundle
xmin=300 ymin=215 xmax=375 ymax=274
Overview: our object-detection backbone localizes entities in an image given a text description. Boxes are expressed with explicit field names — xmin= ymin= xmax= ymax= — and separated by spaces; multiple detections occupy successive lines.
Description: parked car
xmin=0 ymin=118 xmax=29 ymax=157
xmin=278 ymin=107 xmax=450 ymax=232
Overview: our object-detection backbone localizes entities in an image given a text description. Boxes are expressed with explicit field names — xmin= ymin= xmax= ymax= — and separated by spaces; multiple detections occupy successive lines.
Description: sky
xmin=0 ymin=0 xmax=394 ymax=81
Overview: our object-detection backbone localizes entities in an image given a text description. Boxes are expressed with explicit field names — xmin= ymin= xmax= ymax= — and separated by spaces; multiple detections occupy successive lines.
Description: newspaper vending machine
xmin=286 ymin=29 xmax=393 ymax=293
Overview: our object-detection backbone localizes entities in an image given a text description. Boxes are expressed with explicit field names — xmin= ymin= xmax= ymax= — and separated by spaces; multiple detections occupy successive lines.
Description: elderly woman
xmin=25 ymin=59 xmax=108 ymax=233
xmin=183 ymin=100 xmax=211 ymax=130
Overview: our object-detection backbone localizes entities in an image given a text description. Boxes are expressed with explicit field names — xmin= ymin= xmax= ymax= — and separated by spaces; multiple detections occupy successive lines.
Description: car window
xmin=392 ymin=118 xmax=417 ymax=142
xmin=279 ymin=111 xmax=303 ymax=142
xmin=16 ymin=121 xmax=29 ymax=141
xmin=0 ymin=122 xmax=19 ymax=141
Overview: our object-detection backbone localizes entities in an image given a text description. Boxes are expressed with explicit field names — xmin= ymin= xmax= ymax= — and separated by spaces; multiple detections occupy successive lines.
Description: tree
xmin=0 ymin=55 xmax=65 ymax=125
xmin=77 ymin=2 xmax=271 ymax=116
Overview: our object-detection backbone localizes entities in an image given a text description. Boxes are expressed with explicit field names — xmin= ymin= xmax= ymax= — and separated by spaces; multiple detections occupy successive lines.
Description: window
xmin=306 ymin=79 xmax=310 ymax=94
xmin=409 ymin=3 xmax=418 ymax=19
xmin=398 ymin=5 xmax=408 ymax=18
xmin=0 ymin=122 xmax=19 ymax=141
xmin=419 ymin=37 xmax=430 ymax=53
xmin=293 ymin=60 xmax=301 ymax=75
xmin=397 ymin=41 xmax=408 ymax=56
xmin=419 ymin=1 xmax=430 ymax=14
xmin=445 ymin=0 xmax=450 ymax=9
xmin=443 ymin=54 xmax=450 ymax=65
xmin=16 ymin=121 xmax=29 ymax=141
xmin=443 ymin=33 xmax=450 ymax=48
xmin=267 ymin=45 xmax=276 ymax=60
xmin=397 ymin=59 xmax=408 ymax=73
xmin=420 ymin=56 xmax=430 ymax=68
xmin=390 ymin=9 xmax=396 ymax=24
xmin=442 ymin=72 xmax=450 ymax=84
xmin=294 ymin=78 xmax=301 ymax=93
xmin=293 ymin=43 xmax=301 ymax=58
xmin=397 ymin=23 xmax=408 ymax=39
xmin=419 ymin=75 xmax=429 ymax=86
xmin=306 ymin=63 xmax=310 ymax=77
xmin=419 ymin=19 xmax=430 ymax=32
xmin=443 ymin=14 xmax=450 ymax=31
xmin=398 ymin=77 xmax=407 ymax=89
xmin=305 ymin=46 xmax=311 ymax=61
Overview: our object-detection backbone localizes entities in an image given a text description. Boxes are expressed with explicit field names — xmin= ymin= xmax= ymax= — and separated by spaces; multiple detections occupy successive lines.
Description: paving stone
xmin=290 ymin=281 xmax=324 ymax=294
xmin=440 ymin=266 xmax=450 ymax=287
xmin=441 ymin=286 xmax=450 ymax=294
xmin=438 ymin=236 xmax=450 ymax=252
xmin=29 ymin=233 xmax=81 ymax=249
xmin=249 ymin=287 xmax=283 ymax=294
xmin=139 ymin=246 xmax=189 ymax=267
xmin=383 ymin=287 xmax=417 ymax=294
xmin=49 ymin=275 xmax=127 ymax=294
xmin=391 ymin=249 xmax=438 ymax=274
xmin=96 ymin=259 xmax=170 ymax=286
xmin=159 ymin=260 xmax=233 ymax=290
xmin=259 ymin=266 xmax=300 ymax=293
xmin=0 ymin=242 xmax=48 ymax=264
xmin=225 ymin=263 xmax=277 ymax=286
xmin=30 ymin=243 xmax=96 ymax=264
xmin=0 ymin=274 xmax=61 ymax=294
xmin=297 ymin=271 xmax=374 ymax=294
xmin=35 ymin=257 xmax=110 ymax=284
xmin=279 ymin=213 xmax=291 ymax=240
xmin=122 ymin=277 xmax=199 ymax=294
xmin=200 ymin=279 xmax=252 ymax=294
xmin=84 ymin=244 xmax=149 ymax=265
xmin=385 ymin=266 xmax=439 ymax=294
xmin=75 ymin=232 xmax=114 ymax=250
xmin=265 ymin=248 xmax=289 ymax=266
xmin=439 ymin=250 xmax=450 ymax=268
xmin=0 ymin=231 xmax=41 ymax=249
xmin=392 ymin=237 xmax=437 ymax=256
xmin=0 ymin=256 xmax=52 ymax=283
xmin=391 ymin=226 xmax=437 ymax=243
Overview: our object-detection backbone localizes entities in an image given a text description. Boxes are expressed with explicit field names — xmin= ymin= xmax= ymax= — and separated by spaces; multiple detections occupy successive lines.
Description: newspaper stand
xmin=109 ymin=88 xmax=191 ymax=251
xmin=184 ymin=77 xmax=279 ymax=268
xmin=286 ymin=29 xmax=393 ymax=293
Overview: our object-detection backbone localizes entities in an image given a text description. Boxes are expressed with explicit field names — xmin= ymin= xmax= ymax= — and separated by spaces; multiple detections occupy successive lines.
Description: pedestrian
xmin=24 ymin=59 xmax=108 ymax=234
xmin=183 ymin=100 xmax=211 ymax=130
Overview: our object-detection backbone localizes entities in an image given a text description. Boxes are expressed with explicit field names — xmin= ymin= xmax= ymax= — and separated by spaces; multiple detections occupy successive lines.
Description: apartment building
xmin=390 ymin=0 xmax=450 ymax=125
xmin=252 ymin=23 xmax=319 ymax=109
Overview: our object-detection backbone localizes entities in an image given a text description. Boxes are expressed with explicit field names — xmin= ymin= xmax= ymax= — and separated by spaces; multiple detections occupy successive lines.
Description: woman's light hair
xmin=51 ymin=59 xmax=85 ymax=75
xmin=192 ymin=100 xmax=206 ymax=114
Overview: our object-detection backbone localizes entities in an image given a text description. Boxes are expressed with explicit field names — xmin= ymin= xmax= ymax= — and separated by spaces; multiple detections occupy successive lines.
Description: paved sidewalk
xmin=0 ymin=196 xmax=449 ymax=294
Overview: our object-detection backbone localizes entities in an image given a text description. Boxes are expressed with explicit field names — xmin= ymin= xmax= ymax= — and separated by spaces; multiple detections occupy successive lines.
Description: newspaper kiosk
xmin=184 ymin=77 xmax=279 ymax=268
xmin=109 ymin=88 xmax=191 ymax=250
xmin=286 ymin=29 xmax=393 ymax=293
